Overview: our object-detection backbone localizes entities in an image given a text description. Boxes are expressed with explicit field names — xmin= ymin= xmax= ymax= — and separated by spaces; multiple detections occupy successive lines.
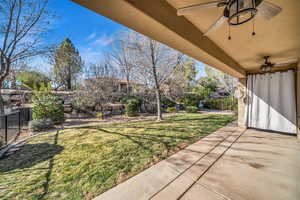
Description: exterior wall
xmin=238 ymin=78 xmax=247 ymax=129
xmin=297 ymin=64 xmax=300 ymax=141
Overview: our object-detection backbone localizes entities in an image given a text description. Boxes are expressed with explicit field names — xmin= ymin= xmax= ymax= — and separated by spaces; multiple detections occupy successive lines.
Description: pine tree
xmin=53 ymin=38 xmax=83 ymax=90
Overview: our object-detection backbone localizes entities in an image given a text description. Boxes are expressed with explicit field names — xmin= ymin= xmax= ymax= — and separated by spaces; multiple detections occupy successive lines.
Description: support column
xmin=297 ymin=64 xmax=300 ymax=141
xmin=238 ymin=78 xmax=247 ymax=130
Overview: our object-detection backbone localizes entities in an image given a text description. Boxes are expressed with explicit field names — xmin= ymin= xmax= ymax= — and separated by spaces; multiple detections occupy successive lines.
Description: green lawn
xmin=0 ymin=113 xmax=236 ymax=200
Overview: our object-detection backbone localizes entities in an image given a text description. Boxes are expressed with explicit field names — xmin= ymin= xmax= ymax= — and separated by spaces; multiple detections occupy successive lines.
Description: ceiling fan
xmin=177 ymin=0 xmax=282 ymax=36
xmin=260 ymin=56 xmax=297 ymax=72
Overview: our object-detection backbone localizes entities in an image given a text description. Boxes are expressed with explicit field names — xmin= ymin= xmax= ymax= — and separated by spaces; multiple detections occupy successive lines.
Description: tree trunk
xmin=0 ymin=81 xmax=5 ymax=115
xmin=151 ymin=65 xmax=162 ymax=121
xmin=67 ymin=78 xmax=72 ymax=90
xmin=126 ymin=76 xmax=131 ymax=95
xmin=67 ymin=66 xmax=72 ymax=90
xmin=154 ymin=87 xmax=162 ymax=121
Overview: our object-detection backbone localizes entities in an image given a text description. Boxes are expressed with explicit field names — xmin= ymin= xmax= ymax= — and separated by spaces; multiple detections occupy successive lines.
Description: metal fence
xmin=0 ymin=107 xmax=32 ymax=148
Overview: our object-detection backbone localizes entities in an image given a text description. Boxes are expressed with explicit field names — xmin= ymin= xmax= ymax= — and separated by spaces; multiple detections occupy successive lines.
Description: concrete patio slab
xmin=94 ymin=123 xmax=239 ymax=200
xmin=93 ymin=126 xmax=300 ymax=200
xmin=182 ymin=129 xmax=300 ymax=200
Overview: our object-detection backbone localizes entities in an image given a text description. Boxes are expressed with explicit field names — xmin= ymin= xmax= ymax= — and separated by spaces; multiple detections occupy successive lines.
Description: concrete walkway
xmin=94 ymin=125 xmax=300 ymax=200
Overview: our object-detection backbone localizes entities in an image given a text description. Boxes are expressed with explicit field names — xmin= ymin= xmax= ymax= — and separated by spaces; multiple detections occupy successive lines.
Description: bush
xmin=120 ymin=96 xmax=142 ymax=106
xmin=96 ymin=112 xmax=104 ymax=119
xmin=203 ymin=97 xmax=237 ymax=111
xmin=166 ymin=107 xmax=177 ymax=113
xmin=185 ymin=106 xmax=198 ymax=113
xmin=32 ymin=84 xmax=65 ymax=124
xmin=125 ymin=99 xmax=140 ymax=117
xmin=181 ymin=93 xmax=201 ymax=107
xmin=161 ymin=97 xmax=176 ymax=108
xmin=0 ymin=136 xmax=4 ymax=147
xmin=29 ymin=119 xmax=54 ymax=132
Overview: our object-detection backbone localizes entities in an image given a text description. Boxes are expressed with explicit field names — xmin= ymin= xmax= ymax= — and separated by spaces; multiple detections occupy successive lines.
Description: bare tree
xmin=204 ymin=65 xmax=237 ymax=95
xmin=110 ymin=32 xmax=137 ymax=95
xmin=74 ymin=59 xmax=120 ymax=113
xmin=162 ymin=57 xmax=197 ymax=102
xmin=131 ymin=33 xmax=183 ymax=120
xmin=0 ymin=0 xmax=52 ymax=112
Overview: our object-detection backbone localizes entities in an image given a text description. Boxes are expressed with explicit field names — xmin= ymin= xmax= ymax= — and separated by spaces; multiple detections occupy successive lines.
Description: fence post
xmin=19 ymin=111 xmax=21 ymax=135
xmin=4 ymin=115 xmax=7 ymax=145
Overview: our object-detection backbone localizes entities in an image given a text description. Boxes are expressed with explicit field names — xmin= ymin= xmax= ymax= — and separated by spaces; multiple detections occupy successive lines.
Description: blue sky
xmin=40 ymin=0 xmax=205 ymax=77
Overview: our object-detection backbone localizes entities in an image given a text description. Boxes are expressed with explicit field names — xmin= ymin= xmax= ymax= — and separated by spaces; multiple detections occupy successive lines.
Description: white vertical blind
xmin=246 ymin=70 xmax=297 ymax=134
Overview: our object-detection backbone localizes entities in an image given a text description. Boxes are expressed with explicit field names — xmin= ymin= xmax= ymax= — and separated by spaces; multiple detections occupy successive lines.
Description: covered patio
xmin=94 ymin=125 xmax=300 ymax=200
xmin=71 ymin=0 xmax=299 ymax=199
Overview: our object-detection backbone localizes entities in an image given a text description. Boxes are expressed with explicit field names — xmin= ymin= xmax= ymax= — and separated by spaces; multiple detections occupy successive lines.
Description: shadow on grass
xmin=0 ymin=144 xmax=63 ymax=173
xmin=0 ymin=131 xmax=62 ymax=199
xmin=167 ymin=116 xmax=224 ymax=122
xmin=0 ymin=132 xmax=62 ymax=198
xmin=75 ymin=126 xmax=196 ymax=155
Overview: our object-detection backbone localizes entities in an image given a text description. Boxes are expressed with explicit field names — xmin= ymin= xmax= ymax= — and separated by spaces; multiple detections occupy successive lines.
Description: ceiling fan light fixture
xmin=227 ymin=0 xmax=257 ymax=25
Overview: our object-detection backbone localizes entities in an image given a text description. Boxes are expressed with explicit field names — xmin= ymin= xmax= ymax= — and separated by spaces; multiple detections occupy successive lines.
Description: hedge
xmin=203 ymin=97 xmax=237 ymax=111
xmin=185 ymin=106 xmax=198 ymax=113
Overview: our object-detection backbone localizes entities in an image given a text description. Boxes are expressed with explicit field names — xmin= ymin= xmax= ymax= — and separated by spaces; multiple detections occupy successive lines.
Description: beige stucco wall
xmin=238 ymin=78 xmax=247 ymax=130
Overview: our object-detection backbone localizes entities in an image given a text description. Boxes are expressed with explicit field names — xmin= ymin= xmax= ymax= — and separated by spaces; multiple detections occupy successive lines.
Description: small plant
xmin=185 ymin=106 xmax=198 ymax=113
xmin=166 ymin=107 xmax=177 ymax=113
xmin=96 ymin=112 xmax=104 ymax=119
xmin=125 ymin=99 xmax=139 ymax=117
xmin=181 ymin=93 xmax=201 ymax=107
xmin=32 ymin=83 xmax=65 ymax=124
xmin=29 ymin=119 xmax=54 ymax=132
xmin=121 ymin=96 xmax=141 ymax=117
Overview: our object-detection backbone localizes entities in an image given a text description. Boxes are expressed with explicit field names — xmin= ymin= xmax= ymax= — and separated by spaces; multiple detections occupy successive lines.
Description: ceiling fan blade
xmin=177 ymin=1 xmax=224 ymax=16
xmin=256 ymin=1 xmax=282 ymax=20
xmin=273 ymin=59 xmax=298 ymax=67
xmin=203 ymin=16 xmax=227 ymax=36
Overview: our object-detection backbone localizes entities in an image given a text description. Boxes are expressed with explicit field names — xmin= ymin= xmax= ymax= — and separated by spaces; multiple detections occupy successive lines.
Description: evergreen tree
xmin=182 ymin=57 xmax=197 ymax=89
xmin=53 ymin=38 xmax=83 ymax=90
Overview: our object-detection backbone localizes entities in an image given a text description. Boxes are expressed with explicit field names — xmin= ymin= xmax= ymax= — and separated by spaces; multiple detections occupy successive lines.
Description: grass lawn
xmin=0 ymin=113 xmax=236 ymax=200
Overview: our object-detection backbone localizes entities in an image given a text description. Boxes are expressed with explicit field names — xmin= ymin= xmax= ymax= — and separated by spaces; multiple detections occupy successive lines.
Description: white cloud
xmin=91 ymin=34 xmax=115 ymax=47
xmin=87 ymin=33 xmax=97 ymax=40
xmin=79 ymin=46 xmax=103 ymax=63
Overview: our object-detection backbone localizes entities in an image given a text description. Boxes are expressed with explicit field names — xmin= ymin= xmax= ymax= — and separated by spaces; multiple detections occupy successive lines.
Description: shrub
xmin=96 ymin=112 xmax=104 ymax=119
xmin=0 ymin=136 xmax=4 ymax=147
xmin=203 ymin=97 xmax=237 ymax=111
xmin=29 ymin=119 xmax=54 ymax=132
xmin=185 ymin=106 xmax=198 ymax=113
xmin=32 ymin=84 xmax=65 ymax=124
xmin=181 ymin=93 xmax=201 ymax=107
xmin=125 ymin=99 xmax=139 ymax=117
xmin=166 ymin=107 xmax=177 ymax=113
xmin=161 ymin=97 xmax=176 ymax=108
xmin=120 ymin=96 xmax=142 ymax=106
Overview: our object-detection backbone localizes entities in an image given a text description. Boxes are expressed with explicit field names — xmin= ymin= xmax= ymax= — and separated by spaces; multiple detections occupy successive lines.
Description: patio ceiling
xmin=72 ymin=0 xmax=299 ymax=78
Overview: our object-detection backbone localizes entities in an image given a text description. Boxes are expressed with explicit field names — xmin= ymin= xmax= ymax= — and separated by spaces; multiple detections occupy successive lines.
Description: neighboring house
xmin=84 ymin=77 xmax=143 ymax=94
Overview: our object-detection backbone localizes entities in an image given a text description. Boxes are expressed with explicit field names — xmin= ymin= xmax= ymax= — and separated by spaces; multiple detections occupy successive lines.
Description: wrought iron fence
xmin=0 ymin=107 xmax=32 ymax=148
